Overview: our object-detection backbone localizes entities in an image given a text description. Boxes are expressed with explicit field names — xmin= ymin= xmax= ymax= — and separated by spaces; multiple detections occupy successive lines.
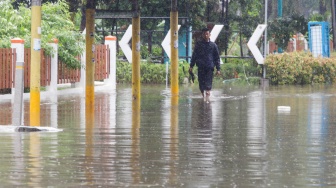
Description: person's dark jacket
xmin=190 ymin=40 xmax=220 ymax=71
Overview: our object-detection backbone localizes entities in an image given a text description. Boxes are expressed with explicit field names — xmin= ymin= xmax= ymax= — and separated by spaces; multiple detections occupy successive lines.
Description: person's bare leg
xmin=200 ymin=89 xmax=205 ymax=101
xmin=205 ymin=90 xmax=210 ymax=103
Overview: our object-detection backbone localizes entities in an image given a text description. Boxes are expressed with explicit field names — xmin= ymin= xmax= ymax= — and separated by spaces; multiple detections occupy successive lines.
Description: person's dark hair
xmin=202 ymin=28 xmax=210 ymax=33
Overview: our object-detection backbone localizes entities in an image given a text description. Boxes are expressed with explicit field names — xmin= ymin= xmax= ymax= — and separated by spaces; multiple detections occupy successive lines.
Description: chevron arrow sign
xmin=161 ymin=25 xmax=181 ymax=60
xmin=247 ymin=24 xmax=267 ymax=64
xmin=119 ymin=25 xmax=133 ymax=63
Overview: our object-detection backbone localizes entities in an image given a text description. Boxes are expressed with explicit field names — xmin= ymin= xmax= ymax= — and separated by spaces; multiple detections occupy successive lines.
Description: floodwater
xmin=0 ymin=83 xmax=335 ymax=187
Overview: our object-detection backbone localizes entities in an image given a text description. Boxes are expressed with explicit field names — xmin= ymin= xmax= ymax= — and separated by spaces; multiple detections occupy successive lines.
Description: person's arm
xmin=213 ymin=43 xmax=221 ymax=74
xmin=189 ymin=42 xmax=199 ymax=70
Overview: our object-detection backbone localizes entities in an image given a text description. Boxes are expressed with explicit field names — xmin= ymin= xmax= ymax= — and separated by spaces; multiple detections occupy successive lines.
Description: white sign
xmin=247 ymin=24 xmax=267 ymax=64
xmin=161 ymin=25 xmax=181 ymax=60
xmin=119 ymin=25 xmax=133 ymax=63
xmin=210 ymin=25 xmax=224 ymax=64
xmin=210 ymin=25 xmax=224 ymax=42
xmin=33 ymin=38 xmax=41 ymax=51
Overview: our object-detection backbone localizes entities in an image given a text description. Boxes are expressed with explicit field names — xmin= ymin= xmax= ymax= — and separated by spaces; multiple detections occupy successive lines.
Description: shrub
xmin=265 ymin=51 xmax=336 ymax=85
xmin=116 ymin=58 xmax=262 ymax=85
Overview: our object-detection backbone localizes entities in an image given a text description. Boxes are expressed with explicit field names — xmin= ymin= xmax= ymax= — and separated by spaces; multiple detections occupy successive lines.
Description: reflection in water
xmin=28 ymin=133 xmax=42 ymax=187
xmin=85 ymin=102 xmax=94 ymax=185
xmin=131 ymin=98 xmax=141 ymax=184
xmin=189 ymin=100 xmax=215 ymax=186
xmin=0 ymin=85 xmax=336 ymax=187
xmin=169 ymin=95 xmax=179 ymax=186
xmin=247 ymin=90 xmax=266 ymax=157
xmin=49 ymin=94 xmax=58 ymax=128
xmin=12 ymin=134 xmax=24 ymax=185
xmin=247 ymin=90 xmax=267 ymax=184
xmin=307 ymin=94 xmax=328 ymax=185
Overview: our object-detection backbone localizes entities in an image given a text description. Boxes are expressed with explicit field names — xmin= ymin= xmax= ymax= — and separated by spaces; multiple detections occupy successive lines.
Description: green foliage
xmin=116 ymin=61 xmax=132 ymax=83
xmin=221 ymin=58 xmax=261 ymax=78
xmin=265 ymin=52 xmax=336 ymax=85
xmin=309 ymin=13 xmax=326 ymax=22
xmin=0 ymin=0 xmax=84 ymax=69
xmin=116 ymin=60 xmax=191 ymax=84
xmin=140 ymin=62 xmax=166 ymax=84
xmin=42 ymin=0 xmax=84 ymax=69
xmin=268 ymin=15 xmax=308 ymax=50
xmin=116 ymin=58 xmax=261 ymax=86
xmin=0 ymin=0 xmax=31 ymax=47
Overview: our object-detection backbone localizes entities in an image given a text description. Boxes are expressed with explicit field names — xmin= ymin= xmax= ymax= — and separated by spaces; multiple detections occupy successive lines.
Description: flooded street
xmin=0 ymin=84 xmax=335 ymax=187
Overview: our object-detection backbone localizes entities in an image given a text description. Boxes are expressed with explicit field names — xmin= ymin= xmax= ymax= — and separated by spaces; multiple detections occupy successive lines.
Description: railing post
xmin=48 ymin=39 xmax=58 ymax=96
xmin=11 ymin=38 xmax=25 ymax=126
xmin=104 ymin=36 xmax=117 ymax=89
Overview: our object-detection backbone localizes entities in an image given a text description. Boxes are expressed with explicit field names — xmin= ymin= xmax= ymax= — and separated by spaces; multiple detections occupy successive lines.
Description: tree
xmin=0 ymin=0 xmax=84 ymax=69
xmin=268 ymin=15 xmax=308 ymax=50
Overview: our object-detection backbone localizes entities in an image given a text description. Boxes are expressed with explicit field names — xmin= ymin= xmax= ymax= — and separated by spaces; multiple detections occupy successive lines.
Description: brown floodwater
xmin=0 ymin=83 xmax=335 ymax=187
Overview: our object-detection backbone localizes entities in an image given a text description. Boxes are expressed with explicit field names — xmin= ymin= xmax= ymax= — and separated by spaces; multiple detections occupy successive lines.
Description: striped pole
xmin=49 ymin=39 xmax=58 ymax=95
xmin=11 ymin=38 xmax=25 ymax=126
xmin=104 ymin=36 xmax=117 ymax=89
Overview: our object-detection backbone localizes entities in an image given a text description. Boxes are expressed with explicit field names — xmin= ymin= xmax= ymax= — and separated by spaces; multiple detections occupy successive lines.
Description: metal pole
xmin=278 ymin=0 xmax=282 ymax=17
xmin=85 ymin=0 xmax=96 ymax=118
xmin=224 ymin=0 xmax=229 ymax=63
xmin=132 ymin=0 xmax=141 ymax=101
xmin=221 ymin=0 xmax=225 ymax=23
xmin=263 ymin=0 xmax=268 ymax=79
xmin=11 ymin=38 xmax=25 ymax=126
xmin=171 ymin=0 xmax=179 ymax=96
xmin=30 ymin=0 xmax=42 ymax=126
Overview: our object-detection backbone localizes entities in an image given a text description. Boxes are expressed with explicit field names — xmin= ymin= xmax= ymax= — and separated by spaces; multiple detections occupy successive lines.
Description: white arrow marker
xmin=119 ymin=25 xmax=133 ymax=63
xmin=210 ymin=25 xmax=224 ymax=64
xmin=161 ymin=25 xmax=181 ymax=60
xmin=210 ymin=25 xmax=224 ymax=42
xmin=247 ymin=24 xmax=267 ymax=64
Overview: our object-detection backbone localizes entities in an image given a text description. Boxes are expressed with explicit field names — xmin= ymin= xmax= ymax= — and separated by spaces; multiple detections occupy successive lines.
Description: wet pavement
xmin=0 ymin=83 xmax=335 ymax=187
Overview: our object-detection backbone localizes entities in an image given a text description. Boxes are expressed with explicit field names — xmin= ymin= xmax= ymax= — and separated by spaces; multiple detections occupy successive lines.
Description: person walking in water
xmin=189 ymin=27 xmax=221 ymax=102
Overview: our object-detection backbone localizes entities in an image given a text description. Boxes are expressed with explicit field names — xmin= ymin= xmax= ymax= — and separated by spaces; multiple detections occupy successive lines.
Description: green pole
xmin=278 ymin=0 xmax=283 ymax=17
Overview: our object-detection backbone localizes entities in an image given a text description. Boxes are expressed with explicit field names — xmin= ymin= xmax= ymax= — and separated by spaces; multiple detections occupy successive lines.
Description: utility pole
xmin=332 ymin=0 xmax=336 ymax=51
xmin=85 ymin=0 xmax=96 ymax=119
xmin=132 ymin=0 xmax=141 ymax=102
xmin=171 ymin=0 xmax=179 ymax=96
xmin=30 ymin=0 xmax=42 ymax=126
xmin=263 ymin=0 xmax=268 ymax=79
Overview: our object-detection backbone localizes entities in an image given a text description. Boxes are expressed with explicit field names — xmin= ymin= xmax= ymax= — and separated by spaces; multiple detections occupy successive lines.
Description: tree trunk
xmin=332 ymin=0 xmax=336 ymax=51
xmin=320 ymin=0 xmax=327 ymax=15
xmin=148 ymin=31 xmax=153 ymax=54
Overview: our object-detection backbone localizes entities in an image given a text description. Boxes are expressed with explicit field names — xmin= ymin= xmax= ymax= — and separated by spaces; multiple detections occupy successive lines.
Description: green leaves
xmin=268 ymin=15 xmax=308 ymax=50
xmin=0 ymin=0 xmax=84 ymax=69
xmin=265 ymin=52 xmax=336 ymax=85
xmin=116 ymin=60 xmax=191 ymax=84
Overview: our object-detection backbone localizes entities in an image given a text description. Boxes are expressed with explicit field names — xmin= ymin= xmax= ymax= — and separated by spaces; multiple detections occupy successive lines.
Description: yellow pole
xmin=30 ymin=0 xmax=42 ymax=126
xmin=170 ymin=0 xmax=179 ymax=96
xmin=85 ymin=8 xmax=95 ymax=116
xmin=169 ymin=95 xmax=179 ymax=184
xmin=131 ymin=98 xmax=141 ymax=183
xmin=28 ymin=133 xmax=41 ymax=186
xmin=84 ymin=2 xmax=95 ymax=181
xmin=132 ymin=1 xmax=141 ymax=102
xmin=85 ymin=110 xmax=94 ymax=183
